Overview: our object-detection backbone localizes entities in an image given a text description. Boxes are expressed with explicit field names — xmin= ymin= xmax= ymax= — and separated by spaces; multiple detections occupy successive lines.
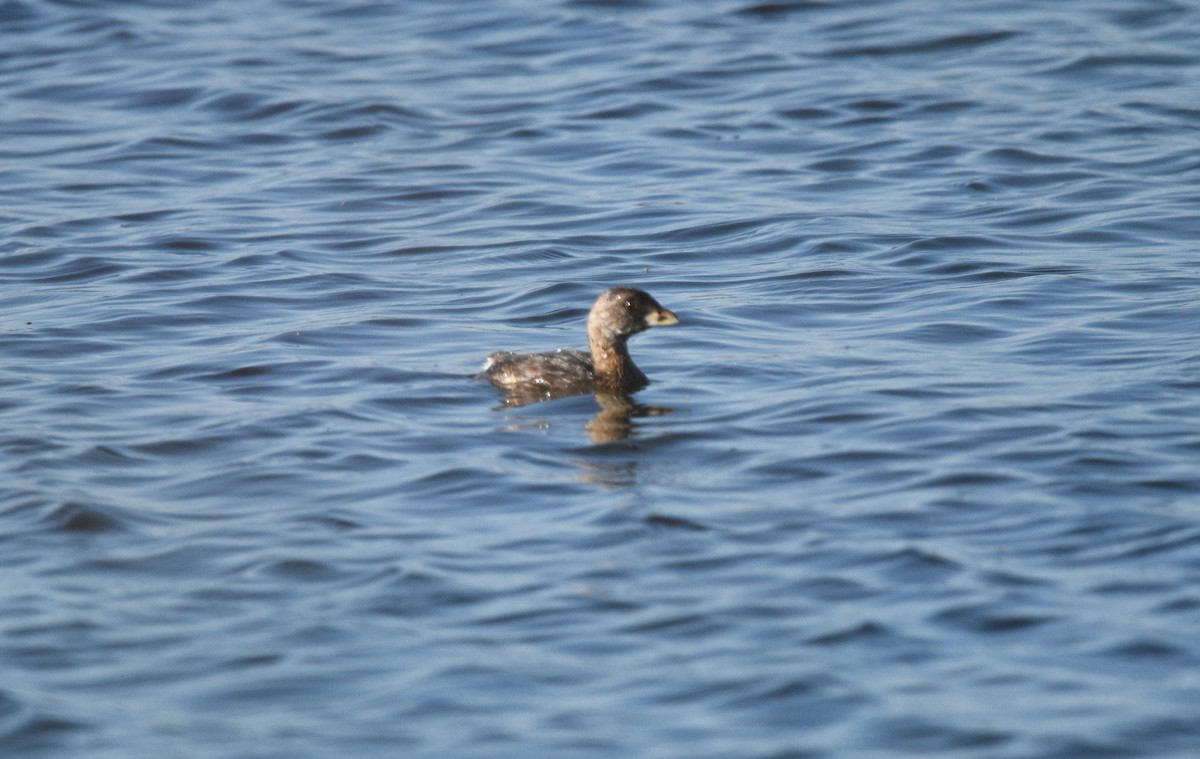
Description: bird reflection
xmin=585 ymin=392 xmax=671 ymax=443
xmin=491 ymin=388 xmax=671 ymax=443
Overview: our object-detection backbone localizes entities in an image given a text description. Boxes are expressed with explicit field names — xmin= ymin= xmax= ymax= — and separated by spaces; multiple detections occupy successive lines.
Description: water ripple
xmin=2 ymin=0 xmax=1200 ymax=757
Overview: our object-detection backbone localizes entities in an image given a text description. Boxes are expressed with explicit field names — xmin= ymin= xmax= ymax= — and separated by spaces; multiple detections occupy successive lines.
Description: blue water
xmin=3 ymin=1 xmax=1199 ymax=756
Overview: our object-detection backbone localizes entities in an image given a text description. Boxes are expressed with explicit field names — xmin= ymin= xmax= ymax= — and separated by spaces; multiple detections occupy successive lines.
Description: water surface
xmin=2 ymin=1 xmax=1199 ymax=757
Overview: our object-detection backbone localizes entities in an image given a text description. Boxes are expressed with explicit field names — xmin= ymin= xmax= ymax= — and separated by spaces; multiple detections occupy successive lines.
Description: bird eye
xmin=624 ymin=300 xmax=633 ymax=310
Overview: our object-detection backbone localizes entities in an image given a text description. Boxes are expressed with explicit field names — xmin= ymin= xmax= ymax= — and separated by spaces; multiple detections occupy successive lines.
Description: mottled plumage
xmin=480 ymin=287 xmax=678 ymax=403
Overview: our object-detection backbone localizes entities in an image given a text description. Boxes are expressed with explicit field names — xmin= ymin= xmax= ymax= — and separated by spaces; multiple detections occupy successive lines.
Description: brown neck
xmin=588 ymin=330 xmax=646 ymax=393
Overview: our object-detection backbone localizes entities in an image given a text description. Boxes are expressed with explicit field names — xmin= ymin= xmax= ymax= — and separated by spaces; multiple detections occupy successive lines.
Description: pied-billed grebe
xmin=480 ymin=286 xmax=678 ymax=399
